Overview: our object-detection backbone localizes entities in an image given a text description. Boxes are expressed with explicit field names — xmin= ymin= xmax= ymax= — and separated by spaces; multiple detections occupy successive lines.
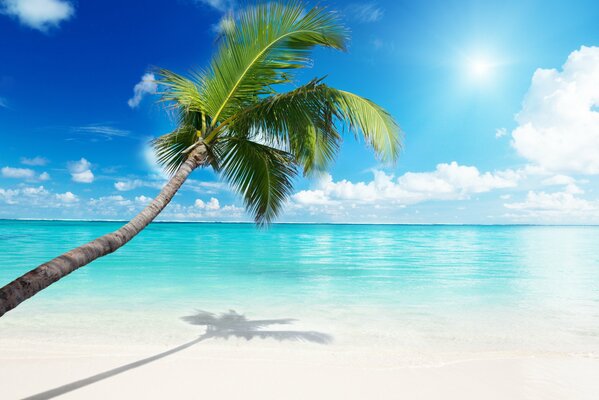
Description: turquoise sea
xmin=1 ymin=220 xmax=599 ymax=361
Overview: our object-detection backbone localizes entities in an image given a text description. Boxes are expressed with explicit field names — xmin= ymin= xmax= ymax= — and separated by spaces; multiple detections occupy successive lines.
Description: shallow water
xmin=1 ymin=221 xmax=598 ymax=361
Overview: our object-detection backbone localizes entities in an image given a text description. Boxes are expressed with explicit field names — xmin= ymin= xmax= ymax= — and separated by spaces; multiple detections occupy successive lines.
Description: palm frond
xmin=225 ymin=79 xmax=341 ymax=175
xmin=151 ymin=110 xmax=202 ymax=175
xmin=156 ymin=69 xmax=207 ymax=114
xmin=222 ymin=80 xmax=400 ymax=171
xmin=203 ymin=1 xmax=348 ymax=125
xmin=328 ymin=89 xmax=401 ymax=163
xmin=213 ymin=136 xmax=297 ymax=225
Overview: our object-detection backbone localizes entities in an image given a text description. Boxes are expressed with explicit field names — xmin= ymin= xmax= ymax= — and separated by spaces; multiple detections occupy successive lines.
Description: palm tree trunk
xmin=0 ymin=146 xmax=208 ymax=317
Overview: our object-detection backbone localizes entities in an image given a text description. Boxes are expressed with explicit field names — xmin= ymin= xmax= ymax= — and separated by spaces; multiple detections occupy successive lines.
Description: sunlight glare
xmin=469 ymin=58 xmax=493 ymax=79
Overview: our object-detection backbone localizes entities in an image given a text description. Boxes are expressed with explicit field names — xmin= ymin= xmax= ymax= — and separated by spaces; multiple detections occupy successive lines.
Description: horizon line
xmin=1 ymin=218 xmax=598 ymax=227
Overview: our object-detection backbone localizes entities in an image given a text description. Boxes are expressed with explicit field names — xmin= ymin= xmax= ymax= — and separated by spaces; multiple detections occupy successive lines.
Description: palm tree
xmin=0 ymin=1 xmax=400 ymax=317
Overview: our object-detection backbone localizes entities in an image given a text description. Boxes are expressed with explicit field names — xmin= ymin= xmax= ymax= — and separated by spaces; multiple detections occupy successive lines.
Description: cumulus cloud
xmin=89 ymin=195 xmax=131 ymax=207
xmin=55 ymin=191 xmax=78 ymax=203
xmin=1 ymin=0 xmax=74 ymax=32
xmin=0 ymin=185 xmax=78 ymax=207
xmin=346 ymin=3 xmax=384 ymax=23
xmin=1 ymin=166 xmax=49 ymax=181
xmin=134 ymin=195 xmax=152 ymax=206
xmin=163 ymin=201 xmax=244 ymax=221
xmin=504 ymin=190 xmax=596 ymax=214
xmin=127 ymin=73 xmax=157 ymax=108
xmin=83 ymin=193 xmax=242 ymax=221
xmin=293 ymin=162 xmax=519 ymax=208
xmin=115 ymin=179 xmax=148 ymax=191
xmin=68 ymin=158 xmax=94 ymax=183
xmin=1 ymin=166 xmax=35 ymax=179
xmin=511 ymin=46 xmax=599 ymax=175
xmin=20 ymin=156 xmax=48 ymax=166
xmin=195 ymin=197 xmax=220 ymax=210
xmin=541 ymin=174 xmax=576 ymax=186
xmin=495 ymin=128 xmax=507 ymax=138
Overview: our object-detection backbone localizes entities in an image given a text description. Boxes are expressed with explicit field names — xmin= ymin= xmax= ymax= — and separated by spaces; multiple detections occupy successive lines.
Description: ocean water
xmin=1 ymin=220 xmax=599 ymax=362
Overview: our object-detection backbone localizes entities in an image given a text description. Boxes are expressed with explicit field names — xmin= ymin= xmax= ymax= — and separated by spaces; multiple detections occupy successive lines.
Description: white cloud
xmin=89 ymin=195 xmax=131 ymax=207
xmin=0 ymin=185 xmax=78 ymax=207
xmin=0 ymin=97 xmax=8 ymax=108
xmin=195 ymin=197 xmax=220 ymax=210
xmin=346 ymin=3 xmax=384 ymax=23
xmin=68 ymin=158 xmax=94 ymax=183
xmin=86 ymin=195 xmax=135 ymax=217
xmin=1 ymin=0 xmax=74 ymax=32
xmin=505 ymin=190 xmax=596 ymax=214
xmin=163 ymin=201 xmax=244 ymax=221
xmin=55 ymin=191 xmax=78 ymax=203
xmin=541 ymin=174 xmax=576 ymax=186
xmin=495 ymin=128 xmax=507 ymax=138
xmin=128 ymin=73 xmax=157 ymax=108
xmin=134 ymin=195 xmax=152 ymax=206
xmin=511 ymin=46 xmax=599 ymax=175
xmin=20 ymin=156 xmax=48 ymax=166
xmin=115 ymin=179 xmax=143 ymax=191
xmin=1 ymin=166 xmax=50 ymax=181
xmin=293 ymin=162 xmax=519 ymax=208
xmin=114 ymin=178 xmax=167 ymax=192
xmin=194 ymin=0 xmax=235 ymax=12
xmin=1 ymin=166 xmax=35 ymax=179
xmin=0 ymin=188 xmax=20 ymax=204
xmin=83 ymin=193 xmax=241 ymax=221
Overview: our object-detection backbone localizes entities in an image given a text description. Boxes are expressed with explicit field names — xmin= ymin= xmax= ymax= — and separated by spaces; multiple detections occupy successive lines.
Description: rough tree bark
xmin=0 ymin=145 xmax=208 ymax=317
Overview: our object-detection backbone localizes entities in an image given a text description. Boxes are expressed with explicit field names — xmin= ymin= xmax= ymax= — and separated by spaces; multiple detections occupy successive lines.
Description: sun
xmin=466 ymin=56 xmax=495 ymax=80
xmin=471 ymin=60 xmax=490 ymax=75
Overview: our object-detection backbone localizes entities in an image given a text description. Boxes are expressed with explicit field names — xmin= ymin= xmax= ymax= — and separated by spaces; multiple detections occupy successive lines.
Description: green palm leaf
xmin=222 ymin=80 xmax=400 ymax=170
xmin=157 ymin=69 xmax=207 ymax=114
xmin=151 ymin=110 xmax=202 ymax=175
xmin=329 ymin=89 xmax=401 ymax=163
xmin=202 ymin=1 xmax=348 ymax=125
xmin=225 ymin=79 xmax=341 ymax=175
xmin=213 ymin=136 xmax=297 ymax=225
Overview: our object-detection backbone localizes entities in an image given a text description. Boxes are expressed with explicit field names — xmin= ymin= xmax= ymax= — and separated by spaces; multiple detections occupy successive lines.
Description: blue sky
xmin=1 ymin=0 xmax=599 ymax=223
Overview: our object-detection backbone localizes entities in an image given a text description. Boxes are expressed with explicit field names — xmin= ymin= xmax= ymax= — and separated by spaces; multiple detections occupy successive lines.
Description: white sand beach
xmin=3 ymin=341 xmax=599 ymax=399
xmin=2 ymin=307 xmax=599 ymax=399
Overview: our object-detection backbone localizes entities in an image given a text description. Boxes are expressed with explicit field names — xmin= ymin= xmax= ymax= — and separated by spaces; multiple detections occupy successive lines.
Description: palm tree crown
xmin=153 ymin=1 xmax=401 ymax=225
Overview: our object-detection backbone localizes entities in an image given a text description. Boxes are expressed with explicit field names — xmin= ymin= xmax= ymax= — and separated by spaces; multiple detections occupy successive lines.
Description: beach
xmin=3 ymin=319 xmax=598 ymax=399
xmin=2 ymin=221 xmax=599 ymax=398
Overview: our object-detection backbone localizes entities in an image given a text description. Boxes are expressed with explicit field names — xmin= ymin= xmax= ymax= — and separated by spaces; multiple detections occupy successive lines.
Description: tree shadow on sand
xmin=24 ymin=310 xmax=332 ymax=400
xmin=183 ymin=309 xmax=332 ymax=344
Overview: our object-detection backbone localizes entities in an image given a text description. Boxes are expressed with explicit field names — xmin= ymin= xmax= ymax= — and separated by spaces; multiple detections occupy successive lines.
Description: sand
xmin=2 ymin=336 xmax=599 ymax=399
xmin=2 ymin=307 xmax=599 ymax=399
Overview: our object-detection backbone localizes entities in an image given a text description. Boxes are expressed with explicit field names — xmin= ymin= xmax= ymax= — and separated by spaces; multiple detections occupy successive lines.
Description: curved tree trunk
xmin=0 ymin=146 xmax=208 ymax=317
